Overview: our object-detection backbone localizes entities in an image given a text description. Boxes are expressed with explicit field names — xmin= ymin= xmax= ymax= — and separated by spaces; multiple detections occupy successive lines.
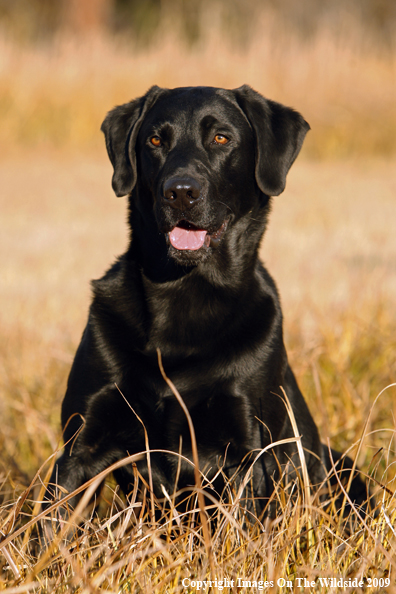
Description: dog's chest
xmin=143 ymin=275 xmax=233 ymax=347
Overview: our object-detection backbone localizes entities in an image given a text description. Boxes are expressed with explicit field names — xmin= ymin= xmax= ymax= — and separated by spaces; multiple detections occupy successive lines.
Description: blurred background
xmin=0 ymin=0 xmax=395 ymax=481
xmin=0 ymin=0 xmax=395 ymax=156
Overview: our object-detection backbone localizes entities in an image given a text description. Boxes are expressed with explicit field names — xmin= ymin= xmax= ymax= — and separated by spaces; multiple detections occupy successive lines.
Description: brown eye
xmin=150 ymin=136 xmax=162 ymax=147
xmin=213 ymin=134 xmax=229 ymax=145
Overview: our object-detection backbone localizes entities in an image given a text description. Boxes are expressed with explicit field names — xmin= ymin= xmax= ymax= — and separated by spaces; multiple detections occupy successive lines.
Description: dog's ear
xmin=101 ymin=86 xmax=165 ymax=197
xmin=233 ymin=85 xmax=310 ymax=196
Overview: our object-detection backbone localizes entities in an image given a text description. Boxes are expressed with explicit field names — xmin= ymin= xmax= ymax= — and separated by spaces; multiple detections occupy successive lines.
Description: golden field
xmin=0 ymin=10 xmax=396 ymax=592
xmin=0 ymin=7 xmax=395 ymax=159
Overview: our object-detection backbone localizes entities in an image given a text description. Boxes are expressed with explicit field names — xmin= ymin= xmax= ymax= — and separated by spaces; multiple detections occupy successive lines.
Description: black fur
xmin=44 ymin=85 xmax=369 ymax=520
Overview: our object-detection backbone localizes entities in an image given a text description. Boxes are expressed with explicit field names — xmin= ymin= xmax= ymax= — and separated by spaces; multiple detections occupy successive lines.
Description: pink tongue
xmin=169 ymin=226 xmax=207 ymax=250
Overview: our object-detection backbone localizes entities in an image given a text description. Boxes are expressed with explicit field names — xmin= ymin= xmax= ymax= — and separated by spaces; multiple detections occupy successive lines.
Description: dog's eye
xmin=213 ymin=134 xmax=229 ymax=145
xmin=150 ymin=136 xmax=162 ymax=147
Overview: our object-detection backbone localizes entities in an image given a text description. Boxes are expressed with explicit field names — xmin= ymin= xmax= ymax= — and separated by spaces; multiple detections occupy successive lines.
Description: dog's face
xmin=101 ymin=85 xmax=310 ymax=268
xmin=136 ymin=88 xmax=258 ymax=266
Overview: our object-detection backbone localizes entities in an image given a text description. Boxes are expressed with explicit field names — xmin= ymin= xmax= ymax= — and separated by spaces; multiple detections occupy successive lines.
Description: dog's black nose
xmin=163 ymin=177 xmax=201 ymax=210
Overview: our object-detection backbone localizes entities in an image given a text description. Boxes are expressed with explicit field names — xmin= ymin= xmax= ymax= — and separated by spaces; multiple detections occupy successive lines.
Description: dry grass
xmin=0 ymin=8 xmax=395 ymax=158
xmin=1 ymin=448 xmax=395 ymax=593
xmin=1 ymin=11 xmax=396 ymax=591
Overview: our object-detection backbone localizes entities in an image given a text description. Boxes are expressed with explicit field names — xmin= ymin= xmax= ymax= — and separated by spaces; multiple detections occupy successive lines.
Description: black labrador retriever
xmin=44 ymin=85 xmax=368 ymax=521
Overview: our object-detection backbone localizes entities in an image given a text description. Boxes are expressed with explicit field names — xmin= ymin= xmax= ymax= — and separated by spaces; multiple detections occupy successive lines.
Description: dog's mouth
xmin=168 ymin=220 xmax=228 ymax=251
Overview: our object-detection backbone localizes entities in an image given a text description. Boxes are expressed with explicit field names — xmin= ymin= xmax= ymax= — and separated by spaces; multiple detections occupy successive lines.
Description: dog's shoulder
xmin=87 ymin=255 xmax=148 ymax=347
xmin=91 ymin=254 xmax=130 ymax=297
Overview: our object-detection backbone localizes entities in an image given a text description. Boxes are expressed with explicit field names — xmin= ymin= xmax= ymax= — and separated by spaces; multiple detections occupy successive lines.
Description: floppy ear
xmin=233 ymin=85 xmax=310 ymax=196
xmin=101 ymin=85 xmax=166 ymax=197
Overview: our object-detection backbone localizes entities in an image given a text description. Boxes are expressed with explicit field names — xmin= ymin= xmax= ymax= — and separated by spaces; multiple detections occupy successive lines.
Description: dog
xmin=43 ymin=85 xmax=369 ymax=524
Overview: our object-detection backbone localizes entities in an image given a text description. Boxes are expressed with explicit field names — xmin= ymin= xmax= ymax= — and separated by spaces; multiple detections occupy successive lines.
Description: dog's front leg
xmin=39 ymin=431 xmax=125 ymax=546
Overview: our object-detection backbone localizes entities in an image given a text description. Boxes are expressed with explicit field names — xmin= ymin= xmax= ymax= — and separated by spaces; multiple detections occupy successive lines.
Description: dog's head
xmin=101 ymin=85 xmax=309 ymax=268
